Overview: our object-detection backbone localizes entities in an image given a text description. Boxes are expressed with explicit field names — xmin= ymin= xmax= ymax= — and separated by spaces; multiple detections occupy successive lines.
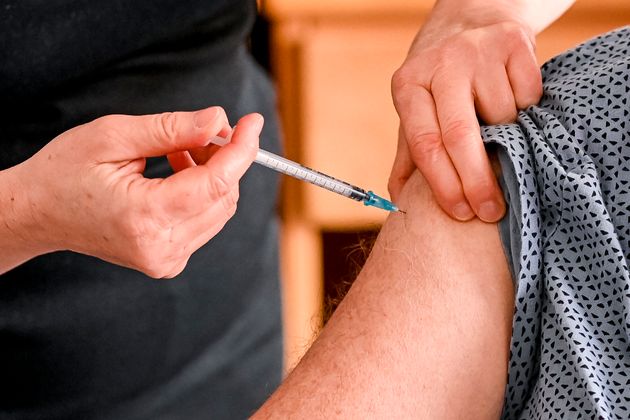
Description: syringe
xmin=209 ymin=135 xmax=401 ymax=213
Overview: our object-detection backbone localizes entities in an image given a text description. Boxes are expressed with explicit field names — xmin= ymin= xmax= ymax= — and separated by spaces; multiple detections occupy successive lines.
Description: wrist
xmin=430 ymin=0 xmax=573 ymax=35
xmin=0 ymin=163 xmax=55 ymax=271
xmin=433 ymin=0 xmax=528 ymax=18
xmin=414 ymin=0 xmax=535 ymax=51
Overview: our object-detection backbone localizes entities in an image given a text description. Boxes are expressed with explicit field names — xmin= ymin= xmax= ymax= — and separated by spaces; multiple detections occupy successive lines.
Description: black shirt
xmin=0 ymin=2 xmax=282 ymax=419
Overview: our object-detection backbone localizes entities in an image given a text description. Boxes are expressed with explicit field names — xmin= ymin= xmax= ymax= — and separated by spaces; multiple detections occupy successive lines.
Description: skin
xmin=390 ymin=0 xmax=576 ymax=222
xmin=0 ymin=107 xmax=263 ymax=278
xmin=254 ymin=170 xmax=514 ymax=419
xmin=0 ymin=1 xmax=579 ymax=411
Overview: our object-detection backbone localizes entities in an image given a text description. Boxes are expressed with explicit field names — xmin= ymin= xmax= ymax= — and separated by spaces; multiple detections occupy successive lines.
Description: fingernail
xmin=194 ymin=107 xmax=218 ymax=129
xmin=253 ymin=114 xmax=264 ymax=133
xmin=452 ymin=202 xmax=474 ymax=221
xmin=478 ymin=200 xmax=503 ymax=222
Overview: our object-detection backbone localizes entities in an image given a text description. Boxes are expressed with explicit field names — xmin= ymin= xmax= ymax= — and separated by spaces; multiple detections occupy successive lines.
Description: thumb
xmin=151 ymin=113 xmax=263 ymax=216
xmin=86 ymin=107 xmax=230 ymax=162
xmin=388 ymin=126 xmax=415 ymax=202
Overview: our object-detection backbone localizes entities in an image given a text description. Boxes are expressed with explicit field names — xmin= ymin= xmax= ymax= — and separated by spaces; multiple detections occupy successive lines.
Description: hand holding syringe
xmin=209 ymin=133 xmax=402 ymax=213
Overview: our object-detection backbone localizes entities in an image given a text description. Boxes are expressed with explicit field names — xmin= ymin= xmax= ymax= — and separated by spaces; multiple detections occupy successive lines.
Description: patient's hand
xmin=390 ymin=1 xmax=544 ymax=223
xmin=255 ymin=170 xmax=513 ymax=419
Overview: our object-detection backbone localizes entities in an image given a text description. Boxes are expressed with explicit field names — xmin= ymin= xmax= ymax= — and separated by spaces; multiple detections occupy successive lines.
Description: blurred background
xmin=252 ymin=0 xmax=630 ymax=370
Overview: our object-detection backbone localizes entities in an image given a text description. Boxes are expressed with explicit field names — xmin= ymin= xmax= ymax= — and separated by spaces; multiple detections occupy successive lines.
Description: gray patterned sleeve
xmin=482 ymin=26 xmax=630 ymax=419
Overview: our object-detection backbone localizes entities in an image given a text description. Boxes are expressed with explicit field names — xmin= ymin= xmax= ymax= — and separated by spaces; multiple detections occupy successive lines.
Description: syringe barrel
xmin=255 ymin=149 xmax=368 ymax=202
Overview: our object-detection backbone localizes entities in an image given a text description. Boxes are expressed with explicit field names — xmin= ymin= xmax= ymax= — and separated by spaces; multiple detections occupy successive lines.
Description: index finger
xmin=393 ymin=83 xmax=474 ymax=221
xmin=153 ymin=113 xmax=263 ymax=216
xmin=431 ymin=76 xmax=505 ymax=222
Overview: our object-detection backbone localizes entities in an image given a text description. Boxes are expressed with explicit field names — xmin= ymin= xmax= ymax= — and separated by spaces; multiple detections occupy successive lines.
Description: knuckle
xmin=92 ymin=114 xmax=119 ymax=129
xmin=449 ymin=36 xmax=475 ymax=55
xmin=90 ymin=114 xmax=126 ymax=144
xmin=92 ymin=115 xmax=110 ymax=126
xmin=499 ymin=22 xmax=533 ymax=49
xmin=391 ymin=67 xmax=412 ymax=92
xmin=391 ymin=65 xmax=423 ymax=103
xmin=440 ymin=120 xmax=478 ymax=149
xmin=391 ymin=72 xmax=407 ymax=108
xmin=155 ymin=112 xmax=179 ymax=145
xmin=221 ymin=188 xmax=239 ymax=215
xmin=406 ymin=131 xmax=443 ymax=163
xmin=207 ymin=171 xmax=233 ymax=199
xmin=436 ymin=35 xmax=479 ymax=66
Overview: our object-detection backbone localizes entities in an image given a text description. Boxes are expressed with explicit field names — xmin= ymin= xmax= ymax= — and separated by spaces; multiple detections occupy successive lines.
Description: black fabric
xmin=0 ymin=1 xmax=283 ymax=419
xmin=1 ymin=0 xmax=238 ymax=99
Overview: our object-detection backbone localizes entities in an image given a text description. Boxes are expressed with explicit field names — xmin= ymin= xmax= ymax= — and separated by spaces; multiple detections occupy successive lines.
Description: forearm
xmin=429 ymin=0 xmax=576 ymax=34
xmin=255 ymin=171 xmax=514 ymax=418
xmin=517 ymin=0 xmax=576 ymax=33
xmin=0 ymin=163 xmax=49 ymax=274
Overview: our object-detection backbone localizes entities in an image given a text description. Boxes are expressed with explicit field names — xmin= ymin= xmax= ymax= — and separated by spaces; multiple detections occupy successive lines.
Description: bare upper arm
xmin=255 ymin=170 xmax=514 ymax=419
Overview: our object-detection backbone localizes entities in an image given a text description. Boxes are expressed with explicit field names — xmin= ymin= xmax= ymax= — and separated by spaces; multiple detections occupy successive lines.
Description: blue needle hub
xmin=363 ymin=191 xmax=400 ymax=212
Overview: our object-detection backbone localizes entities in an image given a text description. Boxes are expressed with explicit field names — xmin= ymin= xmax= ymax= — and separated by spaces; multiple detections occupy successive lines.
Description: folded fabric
xmin=483 ymin=26 xmax=630 ymax=419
